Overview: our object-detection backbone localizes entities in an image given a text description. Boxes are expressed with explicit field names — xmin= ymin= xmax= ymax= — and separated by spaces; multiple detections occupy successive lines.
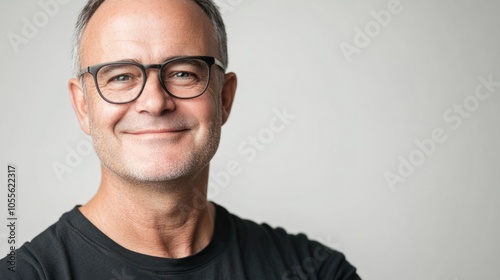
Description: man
xmin=1 ymin=0 xmax=361 ymax=279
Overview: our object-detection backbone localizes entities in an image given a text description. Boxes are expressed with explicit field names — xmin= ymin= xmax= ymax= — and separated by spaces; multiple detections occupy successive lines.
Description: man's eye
xmin=173 ymin=72 xmax=192 ymax=78
xmin=111 ymin=75 xmax=132 ymax=82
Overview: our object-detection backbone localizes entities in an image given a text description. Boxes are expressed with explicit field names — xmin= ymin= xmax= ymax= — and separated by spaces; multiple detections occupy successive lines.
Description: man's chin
xmin=100 ymin=160 xmax=193 ymax=183
xmin=120 ymin=168 xmax=193 ymax=183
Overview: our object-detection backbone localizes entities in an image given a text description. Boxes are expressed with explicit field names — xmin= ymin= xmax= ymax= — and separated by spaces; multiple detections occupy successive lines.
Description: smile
xmin=129 ymin=129 xmax=189 ymax=135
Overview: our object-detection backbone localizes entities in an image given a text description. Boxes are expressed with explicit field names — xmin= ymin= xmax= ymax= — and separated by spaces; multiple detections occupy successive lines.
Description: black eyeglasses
xmin=78 ymin=56 xmax=225 ymax=104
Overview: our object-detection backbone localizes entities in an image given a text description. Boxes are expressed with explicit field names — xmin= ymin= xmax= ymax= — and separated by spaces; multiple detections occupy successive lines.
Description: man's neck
xmin=79 ymin=165 xmax=216 ymax=258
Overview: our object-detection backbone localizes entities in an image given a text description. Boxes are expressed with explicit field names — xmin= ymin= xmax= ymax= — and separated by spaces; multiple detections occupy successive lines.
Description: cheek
xmin=206 ymin=87 xmax=223 ymax=117
xmin=183 ymin=89 xmax=222 ymax=122
xmin=202 ymin=93 xmax=222 ymax=124
xmin=87 ymin=92 xmax=128 ymax=133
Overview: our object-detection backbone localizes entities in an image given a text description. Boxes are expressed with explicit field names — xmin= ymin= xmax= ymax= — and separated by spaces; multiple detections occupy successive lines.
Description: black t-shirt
xmin=0 ymin=203 xmax=361 ymax=279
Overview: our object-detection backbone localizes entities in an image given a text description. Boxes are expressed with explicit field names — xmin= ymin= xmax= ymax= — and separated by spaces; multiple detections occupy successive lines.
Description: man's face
xmin=71 ymin=0 xmax=234 ymax=183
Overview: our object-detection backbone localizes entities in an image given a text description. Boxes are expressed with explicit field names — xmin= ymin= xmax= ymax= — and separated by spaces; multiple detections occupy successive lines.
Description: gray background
xmin=1 ymin=0 xmax=499 ymax=279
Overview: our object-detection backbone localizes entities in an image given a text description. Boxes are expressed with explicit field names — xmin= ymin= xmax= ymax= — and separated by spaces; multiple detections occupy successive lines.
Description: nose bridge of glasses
xmin=143 ymin=63 xmax=163 ymax=76
xmin=143 ymin=64 xmax=162 ymax=70
xmin=139 ymin=63 xmax=164 ymax=87
xmin=141 ymin=63 xmax=167 ymax=93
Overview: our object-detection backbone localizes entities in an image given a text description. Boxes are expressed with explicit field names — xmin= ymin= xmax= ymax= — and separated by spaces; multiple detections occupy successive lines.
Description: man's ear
xmin=68 ymin=77 xmax=91 ymax=135
xmin=220 ymin=72 xmax=237 ymax=125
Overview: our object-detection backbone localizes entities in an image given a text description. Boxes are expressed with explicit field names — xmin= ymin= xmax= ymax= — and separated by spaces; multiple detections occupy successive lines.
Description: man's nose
xmin=134 ymin=69 xmax=176 ymax=115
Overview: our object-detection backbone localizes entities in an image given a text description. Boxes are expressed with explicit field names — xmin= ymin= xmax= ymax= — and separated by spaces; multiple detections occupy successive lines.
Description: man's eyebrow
xmin=105 ymin=56 xmax=187 ymax=65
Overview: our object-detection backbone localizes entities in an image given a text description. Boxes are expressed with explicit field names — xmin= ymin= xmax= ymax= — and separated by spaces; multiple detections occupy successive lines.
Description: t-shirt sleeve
xmin=282 ymin=231 xmax=362 ymax=280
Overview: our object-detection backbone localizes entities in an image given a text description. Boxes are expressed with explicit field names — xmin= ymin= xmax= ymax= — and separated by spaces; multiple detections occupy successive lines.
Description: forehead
xmin=80 ymin=0 xmax=217 ymax=66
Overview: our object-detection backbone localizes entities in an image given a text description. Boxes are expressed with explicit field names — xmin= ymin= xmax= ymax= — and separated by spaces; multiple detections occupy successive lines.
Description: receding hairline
xmin=72 ymin=0 xmax=228 ymax=75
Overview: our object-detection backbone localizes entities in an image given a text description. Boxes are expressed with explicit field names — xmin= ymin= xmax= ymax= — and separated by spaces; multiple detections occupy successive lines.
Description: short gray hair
xmin=71 ymin=0 xmax=228 ymax=76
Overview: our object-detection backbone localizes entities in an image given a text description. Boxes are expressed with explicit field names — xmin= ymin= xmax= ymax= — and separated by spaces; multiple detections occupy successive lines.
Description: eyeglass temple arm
xmin=77 ymin=68 xmax=90 ymax=77
xmin=214 ymin=58 xmax=226 ymax=72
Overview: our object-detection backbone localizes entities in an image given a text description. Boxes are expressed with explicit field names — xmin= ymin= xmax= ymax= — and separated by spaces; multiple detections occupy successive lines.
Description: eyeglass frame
xmin=77 ymin=55 xmax=226 ymax=104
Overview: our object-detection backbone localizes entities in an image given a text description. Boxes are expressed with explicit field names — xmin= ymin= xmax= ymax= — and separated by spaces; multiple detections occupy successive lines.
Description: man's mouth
xmin=128 ymin=128 xmax=189 ymax=135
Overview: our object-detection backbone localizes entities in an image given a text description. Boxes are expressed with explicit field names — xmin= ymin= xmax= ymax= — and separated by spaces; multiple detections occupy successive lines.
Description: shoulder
xmin=0 ymin=208 xmax=78 ymax=279
xmin=0 ymin=245 xmax=46 ymax=279
xmin=219 ymin=205 xmax=361 ymax=280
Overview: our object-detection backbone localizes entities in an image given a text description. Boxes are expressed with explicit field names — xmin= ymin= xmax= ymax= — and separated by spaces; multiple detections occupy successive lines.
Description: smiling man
xmin=1 ymin=0 xmax=360 ymax=279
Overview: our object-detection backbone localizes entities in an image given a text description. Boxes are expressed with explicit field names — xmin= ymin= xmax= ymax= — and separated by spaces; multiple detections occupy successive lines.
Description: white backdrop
xmin=1 ymin=0 xmax=499 ymax=279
